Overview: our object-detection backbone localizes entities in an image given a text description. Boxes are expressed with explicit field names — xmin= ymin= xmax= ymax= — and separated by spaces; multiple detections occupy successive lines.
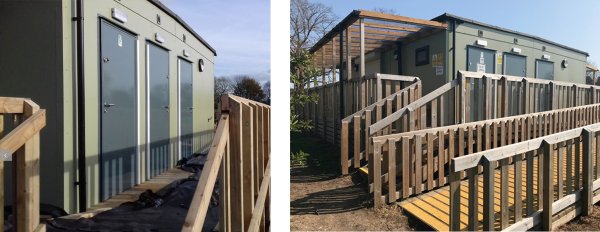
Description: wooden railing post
xmin=523 ymin=79 xmax=529 ymax=115
xmin=502 ymin=76 xmax=509 ymax=117
xmin=542 ymin=140 xmax=553 ymax=231
xmin=459 ymin=72 xmax=466 ymax=123
xmin=482 ymin=156 xmax=494 ymax=231
xmin=353 ymin=116 xmax=361 ymax=168
xmin=15 ymin=101 xmax=40 ymax=232
xmin=372 ymin=141 xmax=382 ymax=207
xmin=483 ymin=75 xmax=490 ymax=120
xmin=341 ymin=121 xmax=349 ymax=175
xmin=582 ymin=128 xmax=593 ymax=216
xmin=449 ymin=164 xmax=461 ymax=231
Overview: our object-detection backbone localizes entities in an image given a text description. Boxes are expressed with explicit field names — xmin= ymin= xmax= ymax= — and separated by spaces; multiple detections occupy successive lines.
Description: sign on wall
xmin=432 ymin=52 xmax=444 ymax=76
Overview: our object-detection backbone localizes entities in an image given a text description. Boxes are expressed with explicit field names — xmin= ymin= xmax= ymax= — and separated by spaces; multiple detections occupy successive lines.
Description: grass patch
xmin=290 ymin=132 xmax=339 ymax=174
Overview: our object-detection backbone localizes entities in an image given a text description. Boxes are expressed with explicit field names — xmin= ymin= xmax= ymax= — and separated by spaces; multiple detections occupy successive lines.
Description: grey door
xmin=148 ymin=43 xmax=170 ymax=178
xmin=467 ymin=46 xmax=495 ymax=74
xmin=179 ymin=59 xmax=193 ymax=158
xmin=100 ymin=20 xmax=137 ymax=200
xmin=536 ymin=60 xmax=554 ymax=80
xmin=504 ymin=53 xmax=527 ymax=77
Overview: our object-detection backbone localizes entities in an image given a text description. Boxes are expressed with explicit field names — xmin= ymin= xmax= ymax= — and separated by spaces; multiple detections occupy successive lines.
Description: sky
xmin=310 ymin=0 xmax=600 ymax=64
xmin=161 ymin=0 xmax=270 ymax=82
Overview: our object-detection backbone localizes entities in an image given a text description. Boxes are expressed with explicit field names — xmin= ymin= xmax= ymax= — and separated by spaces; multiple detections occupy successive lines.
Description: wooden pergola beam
xmin=359 ymin=10 xmax=447 ymax=29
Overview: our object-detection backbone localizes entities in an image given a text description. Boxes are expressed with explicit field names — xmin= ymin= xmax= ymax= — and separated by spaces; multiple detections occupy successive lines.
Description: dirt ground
xmin=290 ymin=132 xmax=424 ymax=231
xmin=557 ymin=204 xmax=600 ymax=231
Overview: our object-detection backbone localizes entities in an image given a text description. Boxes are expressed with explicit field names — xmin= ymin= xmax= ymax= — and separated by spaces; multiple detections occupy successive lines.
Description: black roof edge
xmin=309 ymin=10 xmax=361 ymax=53
xmin=147 ymin=0 xmax=217 ymax=56
xmin=432 ymin=13 xmax=588 ymax=57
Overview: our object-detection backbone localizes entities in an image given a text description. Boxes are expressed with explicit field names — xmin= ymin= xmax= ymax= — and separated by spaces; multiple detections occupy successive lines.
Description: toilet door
xmin=99 ymin=19 xmax=138 ymax=200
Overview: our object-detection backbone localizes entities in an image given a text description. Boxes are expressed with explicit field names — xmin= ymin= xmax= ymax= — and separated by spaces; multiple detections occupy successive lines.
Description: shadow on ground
xmin=290 ymin=132 xmax=340 ymax=183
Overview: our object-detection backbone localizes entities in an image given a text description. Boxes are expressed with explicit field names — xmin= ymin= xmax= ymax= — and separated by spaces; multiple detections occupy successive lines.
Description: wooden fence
xmin=183 ymin=94 xmax=270 ymax=232
xmin=302 ymin=73 xmax=419 ymax=145
xmin=340 ymin=81 xmax=421 ymax=174
xmin=370 ymin=71 xmax=600 ymax=137
xmin=449 ymin=121 xmax=600 ymax=231
xmin=370 ymin=103 xmax=600 ymax=207
xmin=0 ymin=97 xmax=46 ymax=232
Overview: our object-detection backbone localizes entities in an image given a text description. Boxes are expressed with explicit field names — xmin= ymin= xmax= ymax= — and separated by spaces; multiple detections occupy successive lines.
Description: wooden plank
xmin=182 ymin=116 xmax=229 ymax=232
xmin=0 ymin=110 xmax=46 ymax=156
xmin=438 ymin=130 xmax=445 ymax=186
xmin=228 ymin=100 xmax=244 ymax=232
xmin=402 ymin=137 xmax=410 ymax=198
xmin=247 ymin=161 xmax=271 ymax=232
xmin=415 ymin=135 xmax=423 ymax=194
xmin=0 ymin=97 xmax=25 ymax=114
xmin=341 ymin=121 xmax=349 ymax=174
xmin=365 ymin=110 xmax=371 ymax=162
xmin=582 ymin=129 xmax=593 ymax=216
xmin=467 ymin=168 xmax=478 ymax=231
xmin=373 ymin=142 xmax=382 ymax=207
xmin=388 ymin=139 xmax=397 ymax=203
xmin=358 ymin=10 xmax=448 ymax=28
xmin=241 ymin=104 xmax=255 ymax=229
xmin=542 ymin=140 xmax=553 ymax=231
xmin=431 ymin=98 xmax=438 ymax=128
xmin=514 ymin=153 xmax=523 ymax=222
xmin=526 ymin=150 xmax=535 ymax=215
xmin=449 ymin=169 xmax=461 ymax=231
xmin=482 ymin=157 xmax=494 ymax=231
xmin=353 ymin=116 xmax=361 ymax=168
xmin=558 ymin=143 xmax=564 ymax=199
xmin=427 ymin=133 xmax=434 ymax=190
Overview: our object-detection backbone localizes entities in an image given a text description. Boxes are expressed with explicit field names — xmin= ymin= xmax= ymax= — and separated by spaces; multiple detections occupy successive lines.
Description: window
xmin=415 ymin=46 xmax=429 ymax=66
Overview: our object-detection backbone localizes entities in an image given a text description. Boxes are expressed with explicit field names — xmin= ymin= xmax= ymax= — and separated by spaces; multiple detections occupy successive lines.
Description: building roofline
xmin=431 ymin=13 xmax=588 ymax=56
xmin=147 ymin=0 xmax=217 ymax=56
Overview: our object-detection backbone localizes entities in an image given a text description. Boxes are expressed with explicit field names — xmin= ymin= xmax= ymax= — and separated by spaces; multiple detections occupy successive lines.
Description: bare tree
xmin=263 ymin=80 xmax=271 ymax=104
xmin=290 ymin=0 xmax=337 ymax=55
xmin=372 ymin=7 xmax=397 ymax=15
xmin=214 ymin=76 xmax=233 ymax=109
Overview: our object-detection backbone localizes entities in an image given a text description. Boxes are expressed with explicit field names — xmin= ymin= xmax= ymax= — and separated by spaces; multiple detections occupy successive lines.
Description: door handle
xmin=104 ymin=102 xmax=116 ymax=108
xmin=164 ymin=105 xmax=169 ymax=112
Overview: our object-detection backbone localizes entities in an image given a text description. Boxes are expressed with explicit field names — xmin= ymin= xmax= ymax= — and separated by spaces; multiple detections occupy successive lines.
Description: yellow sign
xmin=497 ymin=53 xmax=503 ymax=65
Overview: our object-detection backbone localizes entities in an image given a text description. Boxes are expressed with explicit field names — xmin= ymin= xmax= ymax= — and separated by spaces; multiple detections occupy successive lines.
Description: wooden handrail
xmin=183 ymin=94 xmax=270 ymax=232
xmin=0 ymin=97 xmax=45 ymax=232
xmin=370 ymin=103 xmax=600 ymax=206
xmin=247 ymin=160 xmax=271 ymax=231
xmin=448 ymin=121 xmax=600 ymax=230
xmin=182 ymin=114 xmax=229 ymax=232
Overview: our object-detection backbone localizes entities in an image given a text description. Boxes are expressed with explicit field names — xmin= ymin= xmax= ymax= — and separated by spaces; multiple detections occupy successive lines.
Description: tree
xmin=290 ymin=0 xmax=337 ymax=55
xmin=233 ymin=76 xmax=266 ymax=103
xmin=290 ymin=0 xmax=336 ymax=132
xmin=263 ymin=81 xmax=271 ymax=104
xmin=214 ymin=76 xmax=233 ymax=109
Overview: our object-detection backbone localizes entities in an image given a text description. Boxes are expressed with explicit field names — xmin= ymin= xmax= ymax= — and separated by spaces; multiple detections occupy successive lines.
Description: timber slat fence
xmin=182 ymin=94 xmax=270 ymax=232
xmin=302 ymin=73 xmax=420 ymax=146
xmin=0 ymin=97 xmax=46 ymax=232
xmin=371 ymin=103 xmax=600 ymax=207
xmin=362 ymin=71 xmax=600 ymax=178
xmin=449 ymin=122 xmax=600 ymax=231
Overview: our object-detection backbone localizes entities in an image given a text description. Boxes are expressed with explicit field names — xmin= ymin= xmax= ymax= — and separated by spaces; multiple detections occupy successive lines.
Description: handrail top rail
xmin=369 ymin=79 xmax=457 ymax=134
xmin=341 ymin=81 xmax=421 ymax=122
xmin=458 ymin=70 xmax=600 ymax=89
xmin=0 ymin=109 xmax=46 ymax=157
xmin=304 ymin=73 xmax=420 ymax=90
xmin=370 ymin=71 xmax=600 ymax=136
xmin=226 ymin=94 xmax=271 ymax=108
xmin=0 ymin=97 xmax=28 ymax=114
xmin=372 ymin=102 xmax=600 ymax=143
xmin=451 ymin=121 xmax=600 ymax=173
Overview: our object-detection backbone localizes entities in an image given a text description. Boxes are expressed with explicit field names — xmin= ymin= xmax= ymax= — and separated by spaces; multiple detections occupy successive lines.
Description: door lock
xmin=103 ymin=57 xmax=110 ymax=63
xmin=164 ymin=105 xmax=169 ymax=112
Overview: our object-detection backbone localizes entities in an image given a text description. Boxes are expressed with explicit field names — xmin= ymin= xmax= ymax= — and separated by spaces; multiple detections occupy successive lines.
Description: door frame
xmin=97 ymin=17 xmax=141 ymax=198
xmin=145 ymin=41 xmax=171 ymax=180
xmin=177 ymin=57 xmax=193 ymax=160
xmin=465 ymin=45 xmax=497 ymax=73
xmin=502 ymin=52 xmax=527 ymax=77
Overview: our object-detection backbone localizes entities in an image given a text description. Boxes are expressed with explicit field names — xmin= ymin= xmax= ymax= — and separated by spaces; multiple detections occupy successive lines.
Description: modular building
xmin=312 ymin=10 xmax=588 ymax=100
xmin=0 ymin=0 xmax=215 ymax=213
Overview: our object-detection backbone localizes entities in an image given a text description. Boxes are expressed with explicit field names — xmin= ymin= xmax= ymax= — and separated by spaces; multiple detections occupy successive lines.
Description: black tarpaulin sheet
xmin=47 ymin=154 xmax=218 ymax=232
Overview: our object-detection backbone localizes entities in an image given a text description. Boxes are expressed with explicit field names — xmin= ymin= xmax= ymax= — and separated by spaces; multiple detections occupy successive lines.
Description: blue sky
xmin=161 ymin=0 xmax=270 ymax=81
xmin=310 ymin=0 xmax=600 ymax=64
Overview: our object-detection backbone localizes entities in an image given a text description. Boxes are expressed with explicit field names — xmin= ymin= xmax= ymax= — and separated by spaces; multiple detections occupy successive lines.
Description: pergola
xmin=309 ymin=10 xmax=447 ymax=81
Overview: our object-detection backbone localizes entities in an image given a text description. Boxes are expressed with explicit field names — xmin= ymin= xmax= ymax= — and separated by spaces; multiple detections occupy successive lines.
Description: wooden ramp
xmin=398 ymin=153 xmax=583 ymax=231
xmin=61 ymin=168 xmax=193 ymax=219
